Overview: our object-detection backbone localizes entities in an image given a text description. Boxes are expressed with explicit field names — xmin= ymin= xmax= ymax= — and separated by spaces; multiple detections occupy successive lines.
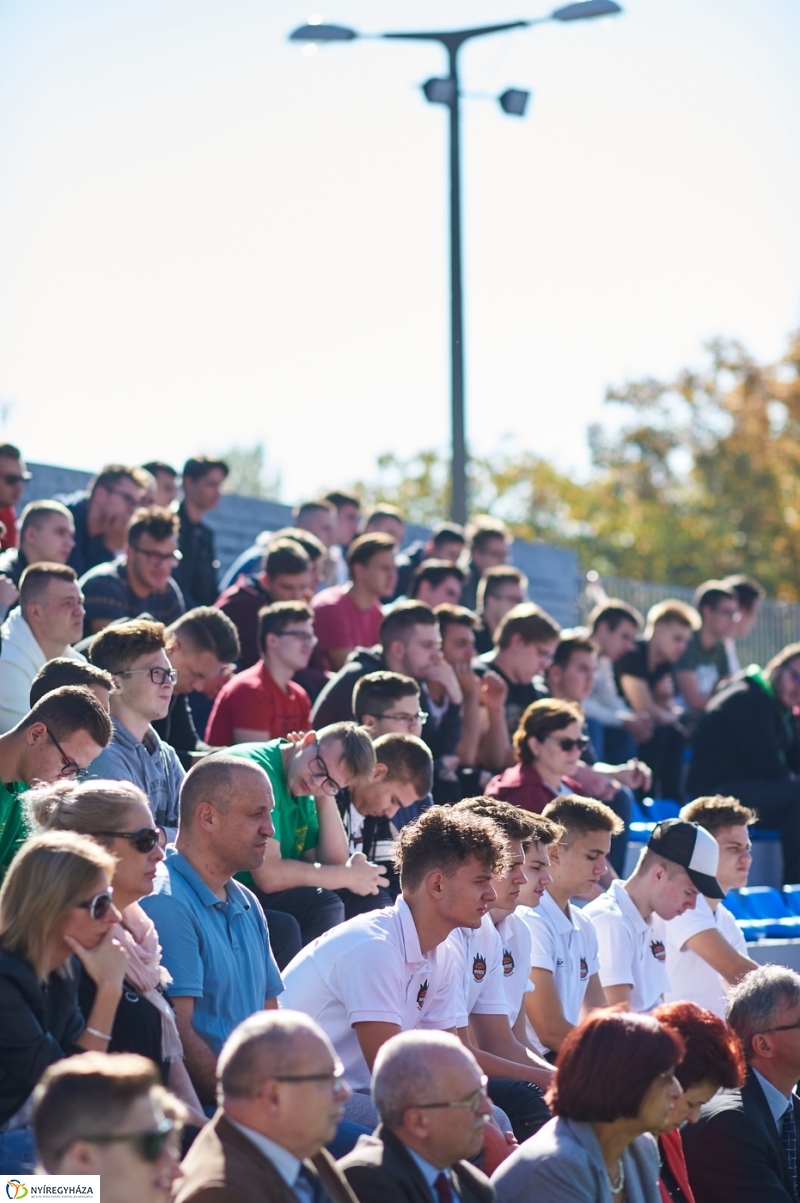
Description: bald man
xmin=339 ymin=1032 xmax=495 ymax=1203
xmin=140 ymin=756 xmax=283 ymax=1105
xmin=176 ymin=1011 xmax=359 ymax=1203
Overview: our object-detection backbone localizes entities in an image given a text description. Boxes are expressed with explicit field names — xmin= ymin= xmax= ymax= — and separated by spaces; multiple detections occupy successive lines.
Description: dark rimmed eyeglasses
xmin=128 ymin=543 xmax=182 ymax=566
xmin=79 ymin=1118 xmax=174 ymax=1162
xmin=545 ymin=735 xmax=590 ymax=753
xmin=412 ymin=1076 xmax=489 ymax=1113
xmin=45 ymin=726 xmax=89 ymax=781
xmin=77 ymin=888 xmax=115 ymax=920
xmin=760 ymin=1020 xmax=800 ymax=1034
xmin=309 ymin=741 xmax=345 ymax=797
xmin=275 ymin=629 xmax=318 ymax=646
xmin=93 ymin=827 xmax=164 ymax=853
xmin=274 ymin=1064 xmax=347 ymax=1090
xmin=112 ymin=667 xmax=178 ymax=685
xmin=366 ymin=710 xmax=429 ymax=726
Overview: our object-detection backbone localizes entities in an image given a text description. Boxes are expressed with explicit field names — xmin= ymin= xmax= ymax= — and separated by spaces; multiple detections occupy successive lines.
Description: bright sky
xmin=1 ymin=0 xmax=799 ymax=505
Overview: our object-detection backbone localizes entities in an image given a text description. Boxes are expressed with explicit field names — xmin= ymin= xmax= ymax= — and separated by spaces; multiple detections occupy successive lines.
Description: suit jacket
xmin=681 ymin=1068 xmax=800 ymax=1203
xmin=175 ymin=1110 xmax=360 ymax=1203
xmin=338 ymin=1125 xmax=495 ymax=1203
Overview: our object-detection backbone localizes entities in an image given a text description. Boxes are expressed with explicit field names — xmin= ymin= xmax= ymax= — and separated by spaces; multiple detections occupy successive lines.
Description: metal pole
xmin=447 ymin=43 xmax=467 ymax=525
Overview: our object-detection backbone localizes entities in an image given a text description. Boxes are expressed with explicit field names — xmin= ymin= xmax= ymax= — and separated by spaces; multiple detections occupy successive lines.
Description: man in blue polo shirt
xmin=141 ymin=754 xmax=283 ymax=1106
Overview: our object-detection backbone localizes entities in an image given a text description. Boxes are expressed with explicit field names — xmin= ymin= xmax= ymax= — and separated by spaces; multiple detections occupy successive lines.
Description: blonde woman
xmin=0 ymin=830 xmax=127 ymax=1171
xmin=29 ymin=779 xmax=206 ymax=1129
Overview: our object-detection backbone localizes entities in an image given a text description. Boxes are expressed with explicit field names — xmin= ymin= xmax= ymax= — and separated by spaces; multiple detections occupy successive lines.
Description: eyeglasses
xmin=309 ymin=741 xmax=344 ymax=797
xmin=274 ymin=1065 xmax=347 ymax=1090
xmin=367 ymin=710 xmax=429 ymax=726
xmin=93 ymin=827 xmax=164 ymax=853
xmin=275 ymin=629 xmax=319 ymax=646
xmin=113 ymin=667 xmax=178 ymax=685
xmin=109 ymin=486 xmax=142 ymax=510
xmin=77 ymin=889 xmax=115 ymax=920
xmin=546 ymin=735 xmax=590 ymax=752
xmin=413 ymin=1076 xmax=489 ymax=1114
xmin=1 ymin=471 xmax=31 ymax=486
xmin=81 ymin=1118 xmax=175 ymax=1162
xmin=760 ymin=1019 xmax=800 ymax=1034
xmin=129 ymin=543 xmax=182 ymax=566
xmin=45 ymin=726 xmax=89 ymax=781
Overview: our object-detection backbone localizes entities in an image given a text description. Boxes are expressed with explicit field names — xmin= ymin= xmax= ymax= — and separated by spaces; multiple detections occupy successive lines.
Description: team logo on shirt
xmin=416 ymin=979 xmax=429 ymax=1009
xmin=472 ymin=954 xmax=487 ymax=982
xmin=502 ymin=949 xmax=515 ymax=976
xmin=579 ymin=956 xmax=589 ymax=981
xmin=650 ymin=939 xmax=667 ymax=962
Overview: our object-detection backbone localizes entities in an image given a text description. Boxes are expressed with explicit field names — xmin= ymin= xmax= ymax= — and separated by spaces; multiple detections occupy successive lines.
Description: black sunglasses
xmin=94 ymin=827 xmax=163 ymax=853
xmin=77 ymin=889 xmax=115 ymax=920
xmin=81 ymin=1118 xmax=174 ymax=1162
xmin=546 ymin=735 xmax=590 ymax=752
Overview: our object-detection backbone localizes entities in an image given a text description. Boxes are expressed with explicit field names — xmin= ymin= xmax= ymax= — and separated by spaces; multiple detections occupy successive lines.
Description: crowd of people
xmin=0 ymin=442 xmax=799 ymax=1203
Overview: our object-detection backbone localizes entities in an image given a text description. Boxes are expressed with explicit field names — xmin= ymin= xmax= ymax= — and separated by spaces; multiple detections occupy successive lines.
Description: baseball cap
xmin=647 ymin=818 xmax=724 ymax=898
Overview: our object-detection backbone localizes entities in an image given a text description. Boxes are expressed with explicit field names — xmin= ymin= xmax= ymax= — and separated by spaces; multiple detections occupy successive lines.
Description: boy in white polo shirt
xmin=523 ymin=795 xmax=621 ymax=1057
xmin=585 ymin=818 xmax=723 ymax=1012
xmin=662 ymin=795 xmax=758 ymax=1016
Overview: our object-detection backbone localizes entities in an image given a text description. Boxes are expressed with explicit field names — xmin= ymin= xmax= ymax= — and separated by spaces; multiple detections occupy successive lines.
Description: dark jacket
xmin=175 ymin=1109 xmax=359 ymax=1203
xmin=0 ymin=547 xmax=26 ymax=588
xmin=681 ymin=1068 xmax=799 ymax=1203
xmin=174 ymin=501 xmax=219 ymax=608
xmin=393 ymin=543 xmax=427 ymax=600
xmin=65 ymin=494 xmax=115 ymax=578
xmin=0 ymin=948 xmax=84 ymax=1124
xmin=339 ymin=1125 xmax=495 ymax=1203
xmin=687 ymin=671 xmax=800 ymax=795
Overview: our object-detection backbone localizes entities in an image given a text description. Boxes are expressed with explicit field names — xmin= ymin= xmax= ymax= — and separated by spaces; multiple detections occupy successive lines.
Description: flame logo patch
xmin=579 ymin=956 xmax=588 ymax=981
xmin=416 ymin=979 xmax=429 ymax=1009
xmin=502 ymin=949 xmax=515 ymax=976
xmin=472 ymin=954 xmax=487 ymax=982
xmin=650 ymin=939 xmax=666 ymax=962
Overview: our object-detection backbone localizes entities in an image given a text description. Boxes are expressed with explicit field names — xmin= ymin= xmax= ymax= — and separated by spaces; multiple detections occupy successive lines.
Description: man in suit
xmin=176 ymin=1011 xmax=360 ymax=1203
xmin=682 ymin=963 xmax=800 ymax=1203
xmin=339 ymin=1032 xmax=496 ymax=1203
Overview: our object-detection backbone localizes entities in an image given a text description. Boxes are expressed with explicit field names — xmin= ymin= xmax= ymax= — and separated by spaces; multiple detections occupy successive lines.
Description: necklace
xmin=607 ymin=1158 xmax=625 ymax=1194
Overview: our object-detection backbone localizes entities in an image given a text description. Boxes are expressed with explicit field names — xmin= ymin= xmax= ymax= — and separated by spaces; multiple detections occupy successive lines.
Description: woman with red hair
xmin=653 ymin=1001 xmax=746 ymax=1203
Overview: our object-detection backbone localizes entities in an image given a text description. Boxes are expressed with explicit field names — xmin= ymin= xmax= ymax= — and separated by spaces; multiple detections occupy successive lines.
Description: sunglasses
xmin=82 ymin=1118 xmax=175 ymax=1162
xmin=77 ymin=889 xmax=115 ymax=920
xmin=1 ymin=471 xmax=31 ymax=486
xmin=93 ymin=827 xmax=163 ymax=853
xmin=546 ymin=735 xmax=590 ymax=752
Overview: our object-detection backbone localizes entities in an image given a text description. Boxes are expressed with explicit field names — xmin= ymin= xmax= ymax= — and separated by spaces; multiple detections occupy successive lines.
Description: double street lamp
xmin=290 ymin=1 xmax=622 ymax=523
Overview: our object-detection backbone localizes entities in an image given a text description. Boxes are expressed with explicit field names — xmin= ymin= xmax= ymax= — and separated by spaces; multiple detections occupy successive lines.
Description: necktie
xmin=782 ymin=1103 xmax=798 ymax=1200
xmin=296 ymin=1164 xmax=329 ymax=1203
xmin=434 ymin=1172 xmax=454 ymax=1203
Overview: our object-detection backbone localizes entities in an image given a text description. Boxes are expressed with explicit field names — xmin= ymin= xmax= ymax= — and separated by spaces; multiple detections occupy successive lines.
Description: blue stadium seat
xmin=783 ymin=885 xmax=800 ymax=916
xmin=735 ymin=887 xmax=800 ymax=937
xmin=723 ymin=891 xmax=746 ymax=919
xmin=643 ymin=800 xmax=682 ymax=822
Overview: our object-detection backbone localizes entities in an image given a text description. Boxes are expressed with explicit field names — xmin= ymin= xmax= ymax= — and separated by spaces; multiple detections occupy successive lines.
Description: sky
xmin=1 ymin=0 xmax=799 ymax=504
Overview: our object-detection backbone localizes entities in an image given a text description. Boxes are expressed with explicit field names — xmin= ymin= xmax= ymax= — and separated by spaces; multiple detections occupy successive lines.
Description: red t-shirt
xmin=311 ymin=585 xmax=383 ymax=672
xmin=0 ymin=507 xmax=18 ymax=550
xmin=205 ymin=661 xmax=311 ymax=746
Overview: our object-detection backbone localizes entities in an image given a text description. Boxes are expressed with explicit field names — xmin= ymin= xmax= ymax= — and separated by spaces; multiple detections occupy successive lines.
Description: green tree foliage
xmin=219 ymin=442 xmax=282 ymax=500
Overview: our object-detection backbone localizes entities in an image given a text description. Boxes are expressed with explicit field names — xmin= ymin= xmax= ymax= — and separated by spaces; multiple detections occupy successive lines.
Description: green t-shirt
xmin=229 ymin=741 xmax=319 ymax=890
xmin=0 ymin=781 xmax=29 ymax=878
xmin=674 ymin=630 xmax=729 ymax=700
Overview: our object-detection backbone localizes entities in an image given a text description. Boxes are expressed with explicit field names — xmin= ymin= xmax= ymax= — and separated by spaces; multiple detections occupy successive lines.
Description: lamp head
xmin=499 ymin=89 xmax=530 ymax=117
xmin=289 ymin=23 xmax=358 ymax=41
xmin=552 ymin=1 xmax=622 ymax=20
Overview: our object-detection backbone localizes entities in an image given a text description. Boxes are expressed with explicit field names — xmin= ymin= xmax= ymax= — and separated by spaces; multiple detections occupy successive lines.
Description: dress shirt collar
xmin=225 ymin=1117 xmax=302 ymax=1187
xmin=753 ymin=1068 xmax=793 ymax=1129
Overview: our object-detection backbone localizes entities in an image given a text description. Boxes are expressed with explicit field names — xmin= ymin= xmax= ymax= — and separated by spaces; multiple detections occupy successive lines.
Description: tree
xmin=219 ymin=442 xmax=282 ymax=500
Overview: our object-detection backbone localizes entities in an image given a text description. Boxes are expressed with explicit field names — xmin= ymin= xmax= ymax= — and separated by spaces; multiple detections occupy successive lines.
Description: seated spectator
xmin=584 ymin=600 xmax=654 ymax=761
xmin=436 ymin=604 xmax=507 ymax=786
xmin=30 ymin=658 xmax=115 ymax=709
xmin=460 ymin=517 xmax=511 ymax=612
xmin=408 ymin=560 xmax=466 ymax=608
xmin=216 ymin=538 xmax=312 ymax=670
xmin=312 ymin=533 xmax=398 ymax=672
xmin=523 ymin=796 xmax=620 ymax=1058
xmin=64 ymin=463 xmax=149 ymax=577
xmin=152 ymin=607 xmax=241 ymax=763
xmin=491 ymin=1009 xmax=682 ymax=1203
xmin=34 ymin=1052 xmax=185 ymax=1203
xmin=720 ymin=574 xmax=764 ymax=674
xmin=476 ymin=603 xmax=561 ymax=745
xmin=80 ymin=506 xmax=185 ymax=636
xmin=218 ymin=524 xmax=326 ymax=600
xmin=0 ymin=687 xmax=112 ymax=876
xmin=364 ymin=504 xmax=406 ymax=545
xmin=295 ymin=499 xmax=337 ymax=551
xmin=173 ymin=456 xmax=228 ymax=608
xmin=484 ymin=698 xmax=585 ymax=814
xmin=0 ymin=441 xmax=30 ymax=551
xmin=88 ymin=620 xmax=185 ymax=834
xmin=324 ymin=489 xmax=363 ymax=587
xmin=674 ymin=582 xmax=739 ymax=717
xmin=30 ymin=779 xmax=207 ymax=1126
xmin=353 ymin=671 xmax=427 ymax=740
xmin=139 ymin=756 xmax=283 ymax=1106
xmin=339 ymin=1031 xmax=494 ymax=1203
xmin=662 ymin=796 xmax=758 ymax=1017
xmin=176 ymin=1011 xmax=358 ymax=1203
xmin=394 ymin=520 xmax=466 ymax=599
xmin=0 ymin=499 xmax=76 ymax=589
xmin=229 ymin=723 xmax=379 ymax=944
xmin=0 ymin=831 xmax=127 ymax=1171
xmin=681 ymin=965 xmax=800 ymax=1203
xmin=616 ymin=600 xmax=697 ymax=800
xmin=206 ymin=602 xmax=314 ymax=747
xmin=142 ymin=460 xmax=180 ymax=508
xmin=652 ymin=1001 xmax=746 ymax=1203
xmin=585 ymin=819 xmax=723 ymax=1013
xmin=280 ymin=806 xmax=505 ymax=1124
xmin=0 ymin=563 xmax=86 ymax=733
xmin=474 ymin=566 xmax=528 ymax=656
xmin=687 ymin=641 xmax=800 ymax=884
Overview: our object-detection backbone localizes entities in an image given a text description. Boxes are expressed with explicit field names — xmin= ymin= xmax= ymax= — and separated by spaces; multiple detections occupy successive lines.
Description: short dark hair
xmin=467 ymin=516 xmax=510 ymax=551
xmin=89 ymin=618 xmax=166 ymax=674
xmin=455 ymin=796 xmax=560 ymax=850
xmin=259 ymin=601 xmax=313 ymax=653
xmin=19 ymin=563 xmax=77 ymax=611
xmin=127 ymin=505 xmax=178 ymax=544
xmin=476 ymin=566 xmax=527 ymax=610
xmin=693 ymin=580 xmax=737 ymax=614
xmin=317 ymin=721 xmax=376 ymax=781
xmin=652 ymin=1001 xmax=746 ymax=1092
xmin=267 ymin=527 xmax=325 ymax=563
xmin=430 ymin=522 xmax=465 ymax=550
xmin=513 ymin=698 xmax=584 ymax=764
xmin=495 ymin=603 xmax=561 ymax=650
xmin=543 ymin=794 xmax=624 ymax=839
xmin=409 ymin=560 xmax=465 ymax=598
xmin=324 ymin=491 xmax=361 ymax=511
xmin=182 ymin=456 xmax=229 ymax=482
xmin=646 ymin=599 xmax=699 ymax=632
xmin=264 ymin=538 xmax=309 ymax=578
xmin=19 ymin=501 xmax=72 ymax=541
xmin=435 ymin=603 xmax=480 ymax=634
xmin=294 ymin=500 xmax=334 ymax=523
xmin=364 ymin=504 xmax=404 ymax=527
xmin=0 ymin=442 xmax=22 ymax=460
xmin=721 ymin=574 xmax=764 ymax=611
xmin=395 ymin=805 xmax=506 ymax=892
xmin=141 ymin=461 xmax=177 ymax=479
xmin=549 ymin=1010 xmax=683 ymax=1122
xmin=347 ymin=532 xmax=396 ymax=571
xmin=167 ymin=607 xmax=240 ymax=664
xmin=373 ymin=733 xmax=433 ymax=799
xmin=380 ymin=601 xmax=436 ymax=651
xmin=548 ymin=634 xmax=598 ymax=672
xmin=20 ymin=687 xmax=112 ymax=748
xmin=89 ymin=465 xmax=149 ymax=498
xmin=680 ymin=794 xmax=757 ymax=833
xmin=589 ymin=599 xmax=644 ymax=633
xmin=352 ymin=672 xmax=420 ymax=722
xmin=30 ymin=660 xmax=115 ymax=708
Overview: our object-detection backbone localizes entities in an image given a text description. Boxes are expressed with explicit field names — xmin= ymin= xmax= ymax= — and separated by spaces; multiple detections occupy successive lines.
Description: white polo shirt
xmin=585 ymin=879 xmax=670 ymax=1013
xmin=493 ymin=911 xmax=534 ymax=1025
xmin=520 ymin=891 xmax=600 ymax=1054
xmin=447 ymin=913 xmax=509 ymax=1029
xmin=661 ymin=894 xmax=748 ymax=1018
xmin=281 ymin=898 xmax=457 ymax=1090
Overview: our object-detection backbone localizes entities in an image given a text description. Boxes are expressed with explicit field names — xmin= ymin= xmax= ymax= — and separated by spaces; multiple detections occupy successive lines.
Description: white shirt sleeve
xmin=527 ymin=915 xmax=559 ymax=973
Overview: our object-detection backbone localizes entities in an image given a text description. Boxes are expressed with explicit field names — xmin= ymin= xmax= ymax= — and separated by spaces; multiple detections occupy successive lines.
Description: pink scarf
xmin=118 ymin=903 xmax=184 ymax=1063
